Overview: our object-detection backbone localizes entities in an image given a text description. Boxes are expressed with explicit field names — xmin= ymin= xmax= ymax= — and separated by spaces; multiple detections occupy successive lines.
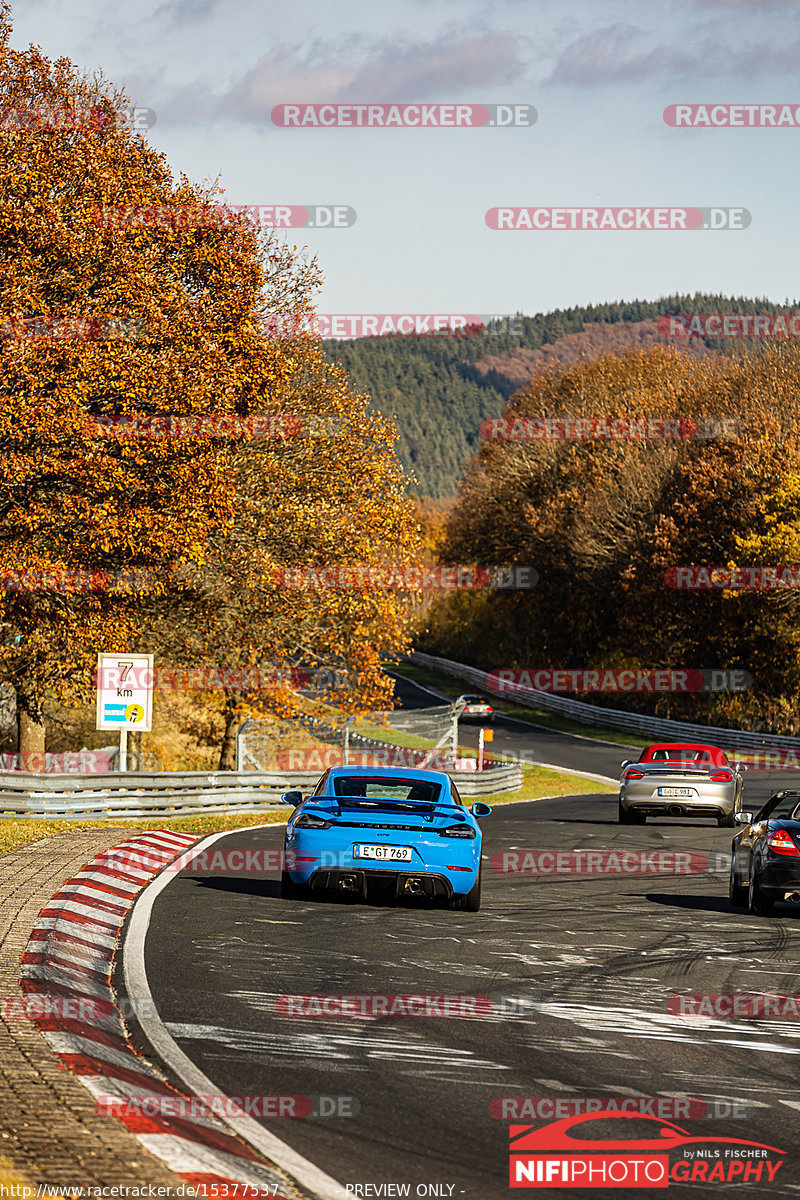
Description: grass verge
xmin=0 ymin=809 xmax=288 ymax=857
xmin=482 ymin=764 xmax=615 ymax=804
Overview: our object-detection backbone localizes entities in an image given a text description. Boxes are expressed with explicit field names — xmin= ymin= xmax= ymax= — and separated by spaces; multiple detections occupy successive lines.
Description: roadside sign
xmin=96 ymin=653 xmax=154 ymax=732
xmin=478 ymin=726 xmax=494 ymax=771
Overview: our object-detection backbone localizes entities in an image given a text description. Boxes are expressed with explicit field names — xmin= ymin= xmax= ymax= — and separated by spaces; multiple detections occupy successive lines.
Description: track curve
xmin=119 ymin=679 xmax=800 ymax=1198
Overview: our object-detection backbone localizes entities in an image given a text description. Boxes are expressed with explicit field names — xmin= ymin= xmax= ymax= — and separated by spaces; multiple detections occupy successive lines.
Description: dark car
xmin=729 ymin=789 xmax=800 ymax=915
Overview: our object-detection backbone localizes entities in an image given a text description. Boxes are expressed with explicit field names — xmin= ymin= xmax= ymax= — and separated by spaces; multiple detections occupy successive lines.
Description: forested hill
xmin=323 ymin=293 xmax=793 ymax=497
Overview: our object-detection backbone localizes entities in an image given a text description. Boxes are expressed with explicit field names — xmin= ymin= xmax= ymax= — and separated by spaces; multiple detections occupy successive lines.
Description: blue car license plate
xmin=353 ymin=844 xmax=413 ymax=861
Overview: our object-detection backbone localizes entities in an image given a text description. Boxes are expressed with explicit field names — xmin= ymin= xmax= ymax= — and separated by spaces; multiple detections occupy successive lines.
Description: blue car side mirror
xmin=281 ymin=790 xmax=304 ymax=806
xmin=471 ymin=802 xmax=492 ymax=817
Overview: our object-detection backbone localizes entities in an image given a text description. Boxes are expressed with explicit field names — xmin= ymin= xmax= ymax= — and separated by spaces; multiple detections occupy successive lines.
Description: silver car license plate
xmin=354 ymin=844 xmax=413 ymax=861
xmin=658 ymin=787 xmax=694 ymax=797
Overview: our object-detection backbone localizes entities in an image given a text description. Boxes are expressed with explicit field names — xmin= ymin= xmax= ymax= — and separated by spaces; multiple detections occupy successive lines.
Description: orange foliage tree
xmin=420 ymin=343 xmax=800 ymax=731
xmin=0 ymin=4 xmax=420 ymax=765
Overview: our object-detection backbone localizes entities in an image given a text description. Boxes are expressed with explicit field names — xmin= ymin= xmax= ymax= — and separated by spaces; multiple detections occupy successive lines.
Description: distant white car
xmin=455 ymin=694 xmax=494 ymax=721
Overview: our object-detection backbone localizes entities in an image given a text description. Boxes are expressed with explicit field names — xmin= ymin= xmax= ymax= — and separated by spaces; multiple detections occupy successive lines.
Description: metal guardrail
xmin=0 ymin=761 xmax=521 ymax=819
xmin=411 ymin=651 xmax=800 ymax=753
xmin=0 ymin=770 xmax=319 ymax=820
xmin=452 ymin=764 xmax=522 ymax=795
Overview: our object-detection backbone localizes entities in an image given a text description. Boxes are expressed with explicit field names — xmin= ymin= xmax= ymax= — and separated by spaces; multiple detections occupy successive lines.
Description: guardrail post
xmin=236 ymin=719 xmax=251 ymax=772
xmin=343 ymin=715 xmax=356 ymax=765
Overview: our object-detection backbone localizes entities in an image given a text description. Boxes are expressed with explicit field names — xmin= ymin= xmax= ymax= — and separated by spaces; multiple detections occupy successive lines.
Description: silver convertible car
xmin=618 ymin=742 xmax=744 ymax=827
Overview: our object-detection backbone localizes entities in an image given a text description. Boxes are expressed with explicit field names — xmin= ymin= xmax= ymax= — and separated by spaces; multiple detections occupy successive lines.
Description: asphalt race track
xmin=121 ymin=678 xmax=800 ymax=1198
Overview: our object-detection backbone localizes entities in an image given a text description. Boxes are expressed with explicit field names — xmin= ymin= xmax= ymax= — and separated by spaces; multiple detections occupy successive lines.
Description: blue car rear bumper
xmin=285 ymin=828 xmax=481 ymax=896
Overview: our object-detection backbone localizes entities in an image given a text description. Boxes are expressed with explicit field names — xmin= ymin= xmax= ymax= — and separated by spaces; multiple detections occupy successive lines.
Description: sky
xmin=9 ymin=0 xmax=800 ymax=318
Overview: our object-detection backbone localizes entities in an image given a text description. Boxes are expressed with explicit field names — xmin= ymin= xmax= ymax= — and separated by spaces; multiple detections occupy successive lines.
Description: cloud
xmin=218 ymin=27 xmax=529 ymax=121
xmin=153 ymin=0 xmax=225 ymax=24
xmin=547 ymin=18 xmax=800 ymax=86
xmin=688 ymin=0 xmax=798 ymax=6
xmin=547 ymin=23 xmax=694 ymax=86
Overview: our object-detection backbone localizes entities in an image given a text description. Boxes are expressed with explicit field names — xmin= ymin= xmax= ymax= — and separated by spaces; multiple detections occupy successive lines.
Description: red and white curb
xmin=18 ymin=829 xmax=300 ymax=1198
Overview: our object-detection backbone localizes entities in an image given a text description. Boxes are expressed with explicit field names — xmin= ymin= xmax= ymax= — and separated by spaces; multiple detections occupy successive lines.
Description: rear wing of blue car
xmin=325 ymin=797 xmax=465 ymax=820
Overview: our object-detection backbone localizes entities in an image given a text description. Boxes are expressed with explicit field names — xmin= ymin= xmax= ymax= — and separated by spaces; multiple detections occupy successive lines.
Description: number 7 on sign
xmin=96 ymin=652 xmax=154 ymax=737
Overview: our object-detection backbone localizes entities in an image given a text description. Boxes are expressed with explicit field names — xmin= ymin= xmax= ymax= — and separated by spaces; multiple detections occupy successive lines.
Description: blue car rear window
xmin=332 ymin=776 xmax=441 ymax=803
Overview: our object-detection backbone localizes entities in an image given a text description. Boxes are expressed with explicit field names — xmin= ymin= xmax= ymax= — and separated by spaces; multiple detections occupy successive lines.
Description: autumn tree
xmin=0 ymin=8 xmax=356 ymax=762
xmin=420 ymin=343 xmax=800 ymax=731
xmin=147 ymin=345 xmax=421 ymax=768
xmin=0 ymin=4 xmax=424 ymax=768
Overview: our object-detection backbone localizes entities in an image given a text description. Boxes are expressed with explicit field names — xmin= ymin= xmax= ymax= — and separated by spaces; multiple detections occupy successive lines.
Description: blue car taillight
xmin=438 ymin=823 xmax=476 ymax=839
xmin=294 ymin=813 xmax=332 ymax=829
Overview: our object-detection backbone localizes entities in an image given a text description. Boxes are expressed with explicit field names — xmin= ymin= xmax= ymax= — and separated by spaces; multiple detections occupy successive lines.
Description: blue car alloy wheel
xmin=279 ymin=766 xmax=491 ymax=910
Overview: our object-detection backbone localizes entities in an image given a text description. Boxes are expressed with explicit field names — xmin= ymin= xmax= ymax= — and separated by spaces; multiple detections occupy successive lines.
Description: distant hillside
xmin=472 ymin=317 xmax=716 ymax=388
xmin=324 ymin=294 xmax=793 ymax=497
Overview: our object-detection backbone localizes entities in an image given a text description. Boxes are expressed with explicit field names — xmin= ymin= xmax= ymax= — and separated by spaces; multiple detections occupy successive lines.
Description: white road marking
xmin=165 ymin=1020 xmax=511 ymax=1073
xmin=500 ymin=757 xmax=619 ymax=786
xmin=135 ymin=1133 xmax=287 ymax=1191
xmin=124 ymin=825 xmax=353 ymax=1200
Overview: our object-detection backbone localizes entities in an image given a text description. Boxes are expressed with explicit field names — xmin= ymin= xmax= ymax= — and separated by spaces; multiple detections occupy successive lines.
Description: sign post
xmin=96 ymin=653 xmax=154 ymax=772
xmin=478 ymin=726 xmax=494 ymax=771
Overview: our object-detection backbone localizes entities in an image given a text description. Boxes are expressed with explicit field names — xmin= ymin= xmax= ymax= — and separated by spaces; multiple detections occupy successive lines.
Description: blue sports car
xmin=280 ymin=765 xmax=491 ymax=910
